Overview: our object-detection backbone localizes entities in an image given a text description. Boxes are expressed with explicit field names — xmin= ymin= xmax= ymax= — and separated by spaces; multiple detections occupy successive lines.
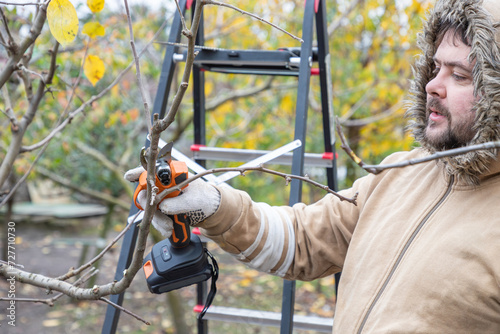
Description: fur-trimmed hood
xmin=406 ymin=0 xmax=500 ymax=185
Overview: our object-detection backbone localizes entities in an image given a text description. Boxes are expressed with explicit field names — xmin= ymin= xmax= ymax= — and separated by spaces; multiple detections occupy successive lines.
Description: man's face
xmin=424 ymin=29 xmax=477 ymax=150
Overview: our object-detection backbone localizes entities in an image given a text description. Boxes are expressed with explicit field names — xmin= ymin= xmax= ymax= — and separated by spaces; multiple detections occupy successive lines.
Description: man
xmin=126 ymin=0 xmax=500 ymax=332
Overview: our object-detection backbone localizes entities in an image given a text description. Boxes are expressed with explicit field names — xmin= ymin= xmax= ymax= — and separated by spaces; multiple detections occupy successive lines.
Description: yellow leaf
xmin=82 ymin=22 xmax=105 ymax=38
xmin=87 ymin=0 xmax=105 ymax=13
xmin=84 ymin=55 xmax=105 ymax=86
xmin=47 ymin=0 xmax=79 ymax=46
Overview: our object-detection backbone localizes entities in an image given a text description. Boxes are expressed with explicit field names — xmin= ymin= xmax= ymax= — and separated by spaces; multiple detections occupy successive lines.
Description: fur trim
xmin=405 ymin=0 xmax=500 ymax=185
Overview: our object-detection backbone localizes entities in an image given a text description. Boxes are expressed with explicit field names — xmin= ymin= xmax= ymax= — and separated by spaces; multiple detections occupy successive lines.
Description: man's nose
xmin=425 ymin=72 xmax=446 ymax=98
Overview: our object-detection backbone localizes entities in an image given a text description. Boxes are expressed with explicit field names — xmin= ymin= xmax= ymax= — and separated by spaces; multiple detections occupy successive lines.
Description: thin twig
xmin=54 ymin=211 xmax=140 ymax=281
xmin=202 ymin=0 xmax=303 ymax=43
xmin=1 ymin=85 xmax=18 ymax=131
xmin=0 ymin=267 xmax=99 ymax=306
xmin=17 ymin=63 xmax=46 ymax=84
xmin=124 ymin=0 xmax=152 ymax=134
xmin=336 ymin=117 xmax=500 ymax=174
xmin=0 ymin=131 xmax=51 ymax=206
xmin=336 ymin=118 xmax=378 ymax=173
xmin=173 ymin=0 xmax=188 ymax=32
xmin=363 ymin=141 xmax=500 ymax=174
xmin=36 ymin=167 xmax=130 ymax=210
xmin=0 ymin=7 xmax=14 ymax=46
xmin=157 ymin=165 xmax=358 ymax=205
xmin=0 ymin=1 xmax=48 ymax=5
xmin=74 ymin=141 xmax=134 ymax=198
xmin=327 ymin=0 xmax=363 ymax=36
xmin=341 ymin=100 xmax=402 ymax=128
xmin=99 ymin=297 xmax=150 ymax=325
xmin=55 ymin=39 xmax=87 ymax=125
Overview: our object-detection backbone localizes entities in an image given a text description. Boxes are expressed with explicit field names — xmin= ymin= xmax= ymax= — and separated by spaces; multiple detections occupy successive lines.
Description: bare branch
xmin=156 ymin=165 xmax=358 ymax=205
xmin=18 ymin=63 xmax=46 ymax=84
xmin=156 ymin=1 xmax=204 ymax=133
xmin=0 ymin=268 xmax=99 ymax=306
xmin=363 ymin=141 xmax=500 ymax=174
xmin=0 ymin=1 xmax=48 ymax=89
xmin=341 ymin=100 xmax=403 ymax=128
xmin=35 ymin=167 xmax=131 ymax=210
xmin=0 ymin=133 xmax=51 ymax=206
xmin=206 ymin=77 xmax=274 ymax=111
xmin=0 ymin=1 xmax=48 ymax=5
xmin=56 ymin=40 xmax=85 ymax=124
xmin=336 ymin=118 xmax=381 ymax=174
xmin=336 ymin=117 xmax=500 ymax=175
xmin=99 ymin=297 xmax=150 ymax=325
xmin=0 ymin=6 xmax=14 ymax=48
xmin=328 ymin=0 xmax=363 ymax=36
xmin=124 ymin=0 xmax=152 ymax=134
xmin=173 ymin=0 xmax=188 ymax=32
xmin=338 ymin=89 xmax=375 ymax=122
xmin=0 ymin=84 xmax=18 ymax=131
xmin=202 ymin=0 xmax=303 ymax=43
xmin=74 ymin=142 xmax=134 ymax=198
xmin=54 ymin=211 xmax=140 ymax=281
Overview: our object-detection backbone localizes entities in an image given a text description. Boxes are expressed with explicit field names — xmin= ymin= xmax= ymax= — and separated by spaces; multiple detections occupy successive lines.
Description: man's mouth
xmin=429 ymin=108 xmax=446 ymax=122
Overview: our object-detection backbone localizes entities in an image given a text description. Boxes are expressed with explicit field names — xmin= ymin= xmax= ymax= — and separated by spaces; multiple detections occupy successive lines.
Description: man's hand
xmin=124 ymin=166 xmax=221 ymax=237
xmin=158 ymin=177 xmax=220 ymax=226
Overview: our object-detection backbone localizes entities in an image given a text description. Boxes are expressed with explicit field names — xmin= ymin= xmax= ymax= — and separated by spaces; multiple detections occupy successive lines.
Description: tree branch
xmin=157 ymin=165 xmax=358 ymax=205
xmin=0 ymin=84 xmax=18 ymax=131
xmin=124 ymin=0 xmax=152 ymax=134
xmin=0 ymin=6 xmax=14 ymax=49
xmin=74 ymin=142 xmax=134 ymax=198
xmin=54 ymin=211 xmax=140 ymax=281
xmin=336 ymin=118 xmax=500 ymax=174
xmin=99 ymin=297 xmax=150 ymax=325
xmin=0 ymin=1 xmax=48 ymax=89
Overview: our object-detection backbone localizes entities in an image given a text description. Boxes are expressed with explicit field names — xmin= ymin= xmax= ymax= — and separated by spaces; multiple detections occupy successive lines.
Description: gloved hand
xmin=124 ymin=166 xmax=221 ymax=237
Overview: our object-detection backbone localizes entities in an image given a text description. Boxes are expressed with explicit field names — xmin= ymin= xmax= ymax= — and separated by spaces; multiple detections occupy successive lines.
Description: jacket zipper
xmin=356 ymin=175 xmax=455 ymax=334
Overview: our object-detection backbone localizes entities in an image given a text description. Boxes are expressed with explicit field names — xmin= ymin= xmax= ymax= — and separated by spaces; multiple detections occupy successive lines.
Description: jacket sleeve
xmin=198 ymin=179 xmax=363 ymax=281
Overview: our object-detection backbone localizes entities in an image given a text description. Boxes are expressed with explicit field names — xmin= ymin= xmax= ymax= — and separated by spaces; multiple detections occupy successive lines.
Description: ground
xmin=0 ymin=214 xmax=336 ymax=333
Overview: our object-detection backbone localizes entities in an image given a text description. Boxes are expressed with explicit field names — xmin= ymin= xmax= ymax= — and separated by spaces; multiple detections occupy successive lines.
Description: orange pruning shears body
xmin=133 ymin=142 xmax=190 ymax=248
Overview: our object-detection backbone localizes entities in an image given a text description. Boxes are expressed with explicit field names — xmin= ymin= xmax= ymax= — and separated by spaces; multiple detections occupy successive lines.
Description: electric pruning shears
xmin=134 ymin=139 xmax=304 ymax=318
xmin=133 ymin=142 xmax=191 ymax=248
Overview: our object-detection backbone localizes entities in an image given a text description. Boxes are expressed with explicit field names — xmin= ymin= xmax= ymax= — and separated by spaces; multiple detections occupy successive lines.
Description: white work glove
xmin=124 ymin=166 xmax=220 ymax=237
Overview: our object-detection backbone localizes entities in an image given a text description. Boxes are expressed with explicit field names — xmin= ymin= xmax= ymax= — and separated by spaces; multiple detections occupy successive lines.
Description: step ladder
xmin=102 ymin=0 xmax=339 ymax=333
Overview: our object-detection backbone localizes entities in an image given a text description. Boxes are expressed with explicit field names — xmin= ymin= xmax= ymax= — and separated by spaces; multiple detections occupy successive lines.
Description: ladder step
xmin=191 ymin=145 xmax=336 ymax=168
xmin=174 ymin=48 xmax=318 ymax=76
xmin=194 ymin=305 xmax=333 ymax=333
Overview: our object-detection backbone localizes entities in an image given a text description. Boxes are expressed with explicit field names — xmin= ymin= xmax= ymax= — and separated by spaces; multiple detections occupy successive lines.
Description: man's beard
xmin=424 ymin=98 xmax=476 ymax=151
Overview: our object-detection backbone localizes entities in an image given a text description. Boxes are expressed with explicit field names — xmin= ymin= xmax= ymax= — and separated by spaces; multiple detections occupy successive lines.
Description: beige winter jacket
xmin=199 ymin=148 xmax=500 ymax=333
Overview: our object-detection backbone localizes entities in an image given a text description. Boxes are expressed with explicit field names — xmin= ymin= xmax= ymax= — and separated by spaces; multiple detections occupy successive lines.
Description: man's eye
xmin=452 ymin=73 xmax=467 ymax=81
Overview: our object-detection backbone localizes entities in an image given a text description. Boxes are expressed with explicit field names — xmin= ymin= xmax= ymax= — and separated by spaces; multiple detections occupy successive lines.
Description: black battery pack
xmin=143 ymin=233 xmax=213 ymax=294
